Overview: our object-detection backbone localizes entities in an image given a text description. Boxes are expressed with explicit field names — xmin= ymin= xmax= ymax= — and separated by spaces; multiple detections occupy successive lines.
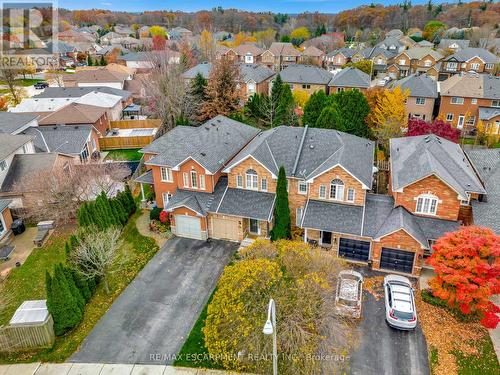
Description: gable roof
xmin=31 ymin=86 xmax=131 ymax=100
xmin=390 ymin=74 xmax=438 ymax=98
xmin=267 ymin=42 xmax=301 ymax=57
xmin=0 ymin=133 xmax=33 ymax=160
xmin=182 ymin=62 xmax=211 ymax=79
xmin=142 ymin=115 xmax=260 ymax=174
xmin=479 ymin=107 xmax=500 ymax=121
xmin=326 ymin=47 xmax=357 ymax=58
xmin=440 ymin=73 xmax=500 ymax=100
xmin=239 ymin=64 xmax=275 ymax=83
xmin=438 ymin=39 xmax=470 ymax=50
xmin=279 ymin=64 xmax=333 ymax=85
xmin=390 ymin=135 xmax=485 ymax=198
xmin=443 ymin=47 xmax=499 ymax=64
xmin=0 ymin=113 xmax=38 ymax=134
xmin=301 ymin=46 xmax=324 ymax=57
xmin=64 ymin=68 xmax=128 ymax=84
xmin=329 ymin=67 xmax=370 ymax=88
xmin=38 ymin=103 xmax=107 ymax=125
xmin=233 ymin=44 xmax=264 ymax=56
xmin=403 ymin=46 xmax=443 ymax=61
xmin=20 ymin=125 xmax=92 ymax=155
xmin=225 ymin=126 xmax=375 ymax=188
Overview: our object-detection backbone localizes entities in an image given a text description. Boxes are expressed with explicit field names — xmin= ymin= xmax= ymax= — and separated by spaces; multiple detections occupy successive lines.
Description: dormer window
xmin=416 ymin=194 xmax=438 ymax=215
xmin=245 ymin=169 xmax=258 ymax=190
xmin=190 ymin=170 xmax=198 ymax=188
xmin=329 ymin=179 xmax=344 ymax=201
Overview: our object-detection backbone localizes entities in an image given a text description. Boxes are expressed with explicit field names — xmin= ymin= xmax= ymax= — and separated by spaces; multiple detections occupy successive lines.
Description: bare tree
xmin=70 ymin=227 xmax=122 ymax=294
xmin=13 ymin=161 xmax=130 ymax=224
xmin=141 ymin=51 xmax=189 ymax=136
xmin=0 ymin=68 xmax=25 ymax=106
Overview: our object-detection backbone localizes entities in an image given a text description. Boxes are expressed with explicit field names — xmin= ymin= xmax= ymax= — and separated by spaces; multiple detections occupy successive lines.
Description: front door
xmin=457 ymin=115 xmax=465 ymax=129
xmin=321 ymin=231 xmax=332 ymax=246
xmin=249 ymin=219 xmax=259 ymax=234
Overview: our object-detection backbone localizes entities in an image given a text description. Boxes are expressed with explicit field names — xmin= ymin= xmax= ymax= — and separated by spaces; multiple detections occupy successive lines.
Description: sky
xmin=58 ymin=0 xmax=446 ymax=14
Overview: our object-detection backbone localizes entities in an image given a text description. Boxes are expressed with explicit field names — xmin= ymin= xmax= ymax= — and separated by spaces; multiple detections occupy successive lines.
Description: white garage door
xmin=175 ymin=215 xmax=202 ymax=240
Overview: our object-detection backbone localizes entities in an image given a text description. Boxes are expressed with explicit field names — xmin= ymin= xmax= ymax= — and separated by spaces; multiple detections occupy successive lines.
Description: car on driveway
xmin=34 ymin=81 xmax=49 ymax=89
xmin=383 ymin=274 xmax=417 ymax=330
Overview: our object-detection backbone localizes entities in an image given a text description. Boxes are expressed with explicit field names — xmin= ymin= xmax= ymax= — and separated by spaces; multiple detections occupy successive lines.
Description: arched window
xmin=415 ymin=193 xmax=438 ymax=215
xmin=329 ymin=179 xmax=344 ymax=200
xmin=246 ymin=169 xmax=258 ymax=190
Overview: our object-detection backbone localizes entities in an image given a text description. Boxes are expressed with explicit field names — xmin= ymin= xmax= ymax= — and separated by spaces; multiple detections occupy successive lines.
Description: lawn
xmin=174 ymin=290 xmax=221 ymax=369
xmin=0 ymin=79 xmax=43 ymax=87
xmin=104 ymin=149 xmax=143 ymax=162
xmin=0 ymin=211 xmax=159 ymax=363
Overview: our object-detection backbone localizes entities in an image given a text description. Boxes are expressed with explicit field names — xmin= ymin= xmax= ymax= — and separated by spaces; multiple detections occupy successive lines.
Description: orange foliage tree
xmin=427 ymin=226 xmax=500 ymax=328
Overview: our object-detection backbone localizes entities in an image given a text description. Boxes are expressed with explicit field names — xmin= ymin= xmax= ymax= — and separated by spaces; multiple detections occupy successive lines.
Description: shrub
xmin=150 ymin=207 xmax=162 ymax=221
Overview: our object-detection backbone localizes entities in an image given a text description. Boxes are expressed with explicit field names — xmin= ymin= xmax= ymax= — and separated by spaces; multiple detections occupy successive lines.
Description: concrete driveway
xmin=70 ymin=237 xmax=238 ymax=365
xmin=349 ymin=270 xmax=429 ymax=375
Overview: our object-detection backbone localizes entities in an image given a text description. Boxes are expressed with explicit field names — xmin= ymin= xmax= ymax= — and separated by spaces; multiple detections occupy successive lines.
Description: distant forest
xmin=60 ymin=2 xmax=499 ymax=37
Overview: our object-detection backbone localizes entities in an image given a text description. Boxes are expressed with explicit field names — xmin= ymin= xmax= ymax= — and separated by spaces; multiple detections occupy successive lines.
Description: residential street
xmin=70 ymin=237 xmax=238 ymax=365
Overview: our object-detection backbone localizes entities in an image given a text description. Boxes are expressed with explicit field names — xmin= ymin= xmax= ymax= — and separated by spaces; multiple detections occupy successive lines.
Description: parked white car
xmin=335 ymin=270 xmax=363 ymax=318
xmin=383 ymin=274 xmax=417 ymax=330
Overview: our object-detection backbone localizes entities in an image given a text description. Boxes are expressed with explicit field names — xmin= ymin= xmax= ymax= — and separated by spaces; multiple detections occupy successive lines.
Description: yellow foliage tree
xmin=254 ymin=28 xmax=276 ymax=47
xmin=476 ymin=119 xmax=499 ymax=147
xmin=292 ymin=89 xmax=309 ymax=108
xmin=199 ymin=29 xmax=215 ymax=61
xmin=290 ymin=27 xmax=311 ymax=41
xmin=149 ymin=25 xmax=166 ymax=38
xmin=232 ymin=32 xmax=256 ymax=47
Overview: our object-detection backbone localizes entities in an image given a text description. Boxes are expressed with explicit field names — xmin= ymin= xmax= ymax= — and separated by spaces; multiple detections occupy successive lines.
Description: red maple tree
xmin=407 ymin=118 xmax=460 ymax=143
xmin=152 ymin=35 xmax=167 ymax=51
xmin=427 ymin=226 xmax=500 ymax=328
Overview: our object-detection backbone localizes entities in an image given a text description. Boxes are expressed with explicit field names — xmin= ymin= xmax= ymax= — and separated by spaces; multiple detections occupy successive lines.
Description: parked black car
xmin=34 ymin=81 xmax=49 ymax=89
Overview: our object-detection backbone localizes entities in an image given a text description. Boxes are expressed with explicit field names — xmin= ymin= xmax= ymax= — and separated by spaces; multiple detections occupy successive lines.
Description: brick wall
xmin=406 ymin=96 xmax=435 ymax=121
xmin=227 ymin=157 xmax=276 ymax=192
xmin=438 ymin=97 xmax=492 ymax=132
xmin=309 ymin=166 xmax=366 ymax=206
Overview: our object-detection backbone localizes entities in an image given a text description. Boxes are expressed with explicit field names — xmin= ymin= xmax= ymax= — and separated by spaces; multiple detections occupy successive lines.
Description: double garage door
xmin=380 ymin=247 xmax=415 ymax=274
xmin=175 ymin=215 xmax=202 ymax=240
xmin=338 ymin=238 xmax=370 ymax=262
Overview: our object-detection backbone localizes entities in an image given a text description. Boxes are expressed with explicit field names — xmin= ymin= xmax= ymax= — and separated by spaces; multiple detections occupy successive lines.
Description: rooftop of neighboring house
xmin=182 ymin=62 xmax=275 ymax=83
xmin=478 ymin=107 xmax=500 ymax=121
xmin=95 ymin=44 xmax=130 ymax=55
xmin=465 ymin=148 xmax=500 ymax=232
xmin=225 ymin=126 xmax=375 ymax=188
xmin=101 ymin=31 xmax=123 ymax=40
xmin=120 ymin=50 xmax=180 ymax=62
xmin=0 ymin=113 xmax=38 ymax=135
xmin=38 ymin=103 xmax=107 ymax=125
xmin=360 ymin=46 xmax=398 ymax=60
xmin=439 ymin=73 xmax=500 ymax=100
xmin=279 ymin=64 xmax=333 ymax=85
xmin=267 ymin=42 xmax=301 ymax=57
xmin=328 ymin=67 xmax=370 ymax=88
xmin=233 ymin=43 xmax=264 ymax=56
xmin=375 ymin=36 xmax=405 ymax=51
xmin=0 ymin=133 xmax=33 ymax=161
xmin=326 ymin=47 xmax=357 ymax=58
xmin=390 ymin=134 xmax=485 ymax=199
xmin=182 ymin=62 xmax=211 ymax=79
xmin=443 ymin=47 xmax=500 ymax=64
xmin=0 ymin=198 xmax=10 ymax=212
xmin=0 ymin=153 xmax=68 ymax=193
xmin=31 ymin=86 xmax=131 ymax=100
xmin=390 ymin=74 xmax=438 ymax=98
xmin=141 ymin=115 xmax=260 ymax=174
xmin=417 ymin=40 xmax=434 ymax=47
xmin=45 ymin=41 xmax=77 ymax=54
xmin=401 ymin=46 xmax=444 ymax=61
xmin=63 ymin=68 xmax=129 ymax=85
xmin=57 ymin=29 xmax=95 ymax=42
xmin=78 ymin=63 xmax=136 ymax=76
xmin=20 ymin=124 xmax=93 ymax=155
xmin=301 ymin=46 xmax=324 ymax=57
xmin=438 ymin=39 xmax=470 ymax=51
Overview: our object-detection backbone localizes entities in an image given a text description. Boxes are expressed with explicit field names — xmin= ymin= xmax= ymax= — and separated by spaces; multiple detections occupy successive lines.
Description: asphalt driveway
xmin=349 ymin=270 xmax=430 ymax=375
xmin=70 ymin=237 xmax=238 ymax=365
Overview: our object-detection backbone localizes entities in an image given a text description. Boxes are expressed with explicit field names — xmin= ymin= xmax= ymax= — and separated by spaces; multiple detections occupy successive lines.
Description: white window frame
xmin=424 ymin=59 xmax=432 ymax=67
xmin=329 ymin=179 xmax=344 ymax=201
xmin=302 ymin=84 xmax=311 ymax=89
xmin=296 ymin=207 xmax=303 ymax=226
xmin=446 ymin=113 xmax=453 ymax=122
xmin=298 ymin=181 xmax=307 ymax=195
xmin=160 ymin=167 xmax=173 ymax=182
xmin=460 ymin=193 xmax=471 ymax=206
xmin=447 ymin=62 xmax=458 ymax=71
xmin=471 ymin=98 xmax=477 ymax=104
xmin=245 ymin=169 xmax=258 ymax=190
xmin=236 ymin=174 xmax=243 ymax=188
xmin=451 ymin=97 xmax=464 ymax=105
xmin=261 ymin=178 xmax=267 ymax=191
xmin=347 ymin=188 xmax=355 ymax=202
xmin=319 ymin=185 xmax=326 ymax=199
xmin=466 ymin=116 xmax=476 ymax=126
xmin=492 ymin=100 xmax=500 ymax=108
xmin=162 ymin=192 xmax=171 ymax=208
xmin=183 ymin=172 xmax=189 ymax=188
xmin=470 ymin=62 xmax=480 ymax=71
xmin=415 ymin=97 xmax=426 ymax=105
xmin=0 ymin=213 xmax=5 ymax=237
xmin=190 ymin=170 xmax=198 ymax=189
xmin=199 ymin=174 xmax=205 ymax=190
xmin=485 ymin=63 xmax=494 ymax=70
xmin=399 ymin=58 xmax=406 ymax=65
xmin=415 ymin=194 xmax=438 ymax=215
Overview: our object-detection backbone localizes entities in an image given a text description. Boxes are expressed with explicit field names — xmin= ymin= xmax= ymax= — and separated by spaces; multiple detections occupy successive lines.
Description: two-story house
xmin=299 ymin=46 xmax=325 ymax=67
xmin=358 ymin=47 xmax=398 ymax=76
xmin=261 ymin=42 xmax=301 ymax=71
xmin=387 ymin=47 xmax=444 ymax=79
xmin=390 ymin=74 xmax=438 ymax=121
xmin=439 ymin=73 xmax=500 ymax=133
xmin=233 ymin=44 xmax=264 ymax=64
xmin=328 ymin=67 xmax=371 ymax=93
xmin=438 ymin=48 xmax=499 ymax=81
xmin=279 ymin=64 xmax=333 ymax=95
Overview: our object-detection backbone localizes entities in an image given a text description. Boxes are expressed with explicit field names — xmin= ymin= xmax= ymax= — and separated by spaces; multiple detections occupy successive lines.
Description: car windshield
xmin=393 ymin=309 xmax=414 ymax=320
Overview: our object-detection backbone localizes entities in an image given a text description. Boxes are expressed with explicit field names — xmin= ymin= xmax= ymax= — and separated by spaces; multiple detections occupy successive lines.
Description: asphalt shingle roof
xmin=0 ymin=113 xmax=38 ymax=134
xmin=21 ymin=125 xmax=92 ymax=155
xmin=182 ymin=63 xmax=275 ymax=83
xmin=301 ymin=199 xmax=363 ymax=235
xmin=279 ymin=64 xmax=333 ymax=85
xmin=440 ymin=73 xmax=500 ymax=100
xmin=142 ymin=116 xmax=260 ymax=174
xmin=390 ymin=135 xmax=485 ymax=198
xmin=328 ymin=67 xmax=370 ymax=88
xmin=479 ymin=107 xmax=500 ymax=121
xmin=390 ymin=74 xmax=438 ymax=98
xmin=214 ymin=187 xmax=275 ymax=221
xmin=438 ymin=39 xmax=470 ymax=51
xmin=444 ymin=47 xmax=500 ymax=64
xmin=1 ymin=153 xmax=60 ymax=192
xmin=0 ymin=133 xmax=33 ymax=161
xmin=33 ymin=86 xmax=131 ymax=99
xmin=166 ymin=178 xmax=227 ymax=215
xmin=0 ymin=199 xmax=11 ymax=212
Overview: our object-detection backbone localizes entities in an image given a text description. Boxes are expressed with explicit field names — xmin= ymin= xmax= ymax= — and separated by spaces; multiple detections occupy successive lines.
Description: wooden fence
xmin=99 ymin=135 xmax=154 ymax=150
xmin=110 ymin=119 xmax=162 ymax=129
xmin=0 ymin=316 xmax=55 ymax=352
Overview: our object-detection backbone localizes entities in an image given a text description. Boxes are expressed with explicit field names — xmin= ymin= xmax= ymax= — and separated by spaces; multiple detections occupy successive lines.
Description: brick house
xmin=0 ymin=199 xmax=13 ymax=243
xmin=325 ymin=47 xmax=356 ymax=73
xmin=328 ymin=67 xmax=370 ymax=93
xmin=139 ymin=118 xmax=485 ymax=276
xmin=278 ymin=64 xmax=333 ymax=95
xmin=261 ymin=42 xmax=301 ymax=71
xmin=438 ymin=48 xmax=499 ymax=81
xmin=390 ymin=74 xmax=438 ymax=121
xmin=233 ymin=44 xmax=264 ymax=64
xmin=388 ymin=47 xmax=443 ymax=79
xmin=438 ymin=73 xmax=500 ymax=133
xmin=299 ymin=46 xmax=325 ymax=67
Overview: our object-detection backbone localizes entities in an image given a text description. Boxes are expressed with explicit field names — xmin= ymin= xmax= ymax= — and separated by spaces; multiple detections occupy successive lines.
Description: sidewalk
xmin=0 ymin=363 xmax=234 ymax=375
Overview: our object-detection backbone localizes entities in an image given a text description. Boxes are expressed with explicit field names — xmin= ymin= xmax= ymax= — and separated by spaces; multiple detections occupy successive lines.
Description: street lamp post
xmin=263 ymin=298 xmax=277 ymax=375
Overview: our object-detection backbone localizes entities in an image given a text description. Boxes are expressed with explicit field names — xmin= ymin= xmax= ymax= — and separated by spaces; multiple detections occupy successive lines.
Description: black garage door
xmin=338 ymin=238 xmax=370 ymax=262
xmin=380 ymin=248 xmax=415 ymax=274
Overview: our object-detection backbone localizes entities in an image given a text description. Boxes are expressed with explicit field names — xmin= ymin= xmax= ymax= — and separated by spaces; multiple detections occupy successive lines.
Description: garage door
xmin=211 ymin=217 xmax=239 ymax=241
xmin=380 ymin=247 xmax=415 ymax=274
xmin=175 ymin=215 xmax=202 ymax=240
xmin=338 ymin=238 xmax=370 ymax=262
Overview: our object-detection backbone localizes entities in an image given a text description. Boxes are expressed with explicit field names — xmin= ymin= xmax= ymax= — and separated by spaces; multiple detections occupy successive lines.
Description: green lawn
xmin=453 ymin=336 xmax=499 ymax=375
xmin=0 ymin=79 xmax=43 ymax=87
xmin=0 ymin=211 xmax=159 ymax=363
xmin=174 ymin=291 xmax=221 ymax=369
xmin=105 ymin=149 xmax=143 ymax=162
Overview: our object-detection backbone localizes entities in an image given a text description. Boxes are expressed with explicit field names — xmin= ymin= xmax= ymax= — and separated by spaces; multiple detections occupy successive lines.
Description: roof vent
xmin=201 ymin=152 xmax=206 ymax=156
xmin=205 ymin=126 xmax=210 ymax=131
xmin=309 ymin=144 xmax=314 ymax=149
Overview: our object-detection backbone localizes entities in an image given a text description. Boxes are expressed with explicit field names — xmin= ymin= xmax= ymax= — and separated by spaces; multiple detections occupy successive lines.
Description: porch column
xmin=304 ymin=228 xmax=308 ymax=243
xmin=140 ymin=183 xmax=146 ymax=208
